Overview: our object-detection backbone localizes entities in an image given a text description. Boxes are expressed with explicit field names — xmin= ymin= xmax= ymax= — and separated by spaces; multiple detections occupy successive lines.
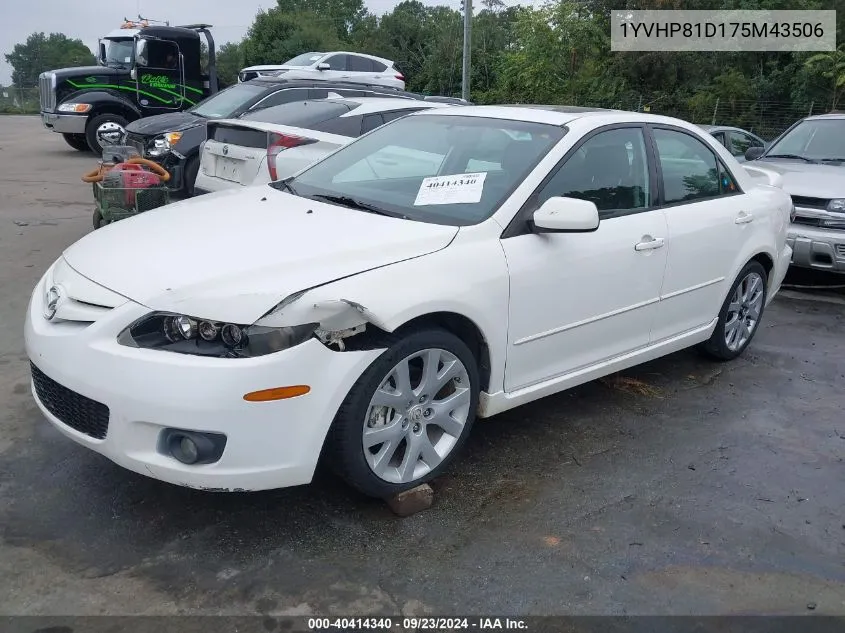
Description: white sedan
xmin=25 ymin=106 xmax=793 ymax=498
xmin=195 ymin=97 xmax=451 ymax=194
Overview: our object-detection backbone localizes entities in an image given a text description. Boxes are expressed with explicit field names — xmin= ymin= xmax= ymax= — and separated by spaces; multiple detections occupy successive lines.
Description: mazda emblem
xmin=44 ymin=285 xmax=61 ymax=320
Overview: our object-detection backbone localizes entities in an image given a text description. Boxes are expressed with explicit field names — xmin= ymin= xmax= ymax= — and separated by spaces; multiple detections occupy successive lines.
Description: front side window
xmin=286 ymin=114 xmax=564 ymax=226
xmin=325 ymin=55 xmax=348 ymax=71
xmin=728 ymin=131 xmax=759 ymax=157
xmin=653 ymin=128 xmax=723 ymax=203
xmin=536 ymin=127 xmax=651 ymax=217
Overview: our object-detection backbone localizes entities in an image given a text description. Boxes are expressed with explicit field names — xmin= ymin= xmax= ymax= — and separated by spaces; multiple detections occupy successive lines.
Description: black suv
xmin=123 ymin=78 xmax=435 ymax=196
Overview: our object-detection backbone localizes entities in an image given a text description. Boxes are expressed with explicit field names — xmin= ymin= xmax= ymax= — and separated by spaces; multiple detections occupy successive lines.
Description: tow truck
xmin=38 ymin=17 xmax=219 ymax=154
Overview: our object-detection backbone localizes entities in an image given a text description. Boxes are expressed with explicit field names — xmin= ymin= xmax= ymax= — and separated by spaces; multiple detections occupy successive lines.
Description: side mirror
xmin=745 ymin=146 xmax=765 ymax=161
xmin=316 ymin=62 xmax=331 ymax=71
xmin=135 ymin=39 xmax=148 ymax=67
xmin=531 ymin=197 xmax=599 ymax=233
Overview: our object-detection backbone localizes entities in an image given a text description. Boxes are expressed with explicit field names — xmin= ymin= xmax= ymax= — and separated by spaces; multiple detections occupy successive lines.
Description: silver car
xmin=699 ymin=125 xmax=767 ymax=163
xmin=745 ymin=113 xmax=845 ymax=273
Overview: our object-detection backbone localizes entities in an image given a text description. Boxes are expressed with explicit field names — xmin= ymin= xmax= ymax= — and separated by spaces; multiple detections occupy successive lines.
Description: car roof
xmin=699 ymin=124 xmax=760 ymax=135
xmin=805 ymin=113 xmax=845 ymax=121
xmin=245 ymin=77 xmax=409 ymax=94
xmin=316 ymin=51 xmax=395 ymax=66
xmin=418 ymin=104 xmax=680 ymax=126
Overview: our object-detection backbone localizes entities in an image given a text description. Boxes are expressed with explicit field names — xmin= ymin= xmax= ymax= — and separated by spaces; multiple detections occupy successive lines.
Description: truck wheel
xmin=63 ymin=134 xmax=90 ymax=152
xmin=85 ymin=113 xmax=129 ymax=154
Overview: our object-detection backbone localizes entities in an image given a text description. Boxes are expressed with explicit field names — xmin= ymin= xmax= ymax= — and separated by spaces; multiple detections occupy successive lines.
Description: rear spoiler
xmin=743 ymin=163 xmax=783 ymax=188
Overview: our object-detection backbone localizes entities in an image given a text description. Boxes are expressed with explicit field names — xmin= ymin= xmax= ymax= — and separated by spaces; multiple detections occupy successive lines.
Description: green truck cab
xmin=38 ymin=20 xmax=219 ymax=154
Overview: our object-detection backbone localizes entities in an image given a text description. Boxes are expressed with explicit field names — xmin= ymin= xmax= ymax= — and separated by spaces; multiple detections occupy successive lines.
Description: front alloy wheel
xmin=326 ymin=329 xmax=479 ymax=498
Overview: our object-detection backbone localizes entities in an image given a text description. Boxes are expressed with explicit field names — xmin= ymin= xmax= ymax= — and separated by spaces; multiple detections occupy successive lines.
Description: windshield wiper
xmin=764 ymin=154 xmax=817 ymax=163
xmin=309 ymin=194 xmax=403 ymax=218
xmin=269 ymin=178 xmax=298 ymax=195
xmin=817 ymin=158 xmax=845 ymax=164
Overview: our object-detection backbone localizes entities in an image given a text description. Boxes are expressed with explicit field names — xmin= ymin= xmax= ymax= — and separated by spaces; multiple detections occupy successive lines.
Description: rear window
xmin=240 ymin=101 xmax=354 ymax=127
xmin=208 ymin=124 xmax=267 ymax=149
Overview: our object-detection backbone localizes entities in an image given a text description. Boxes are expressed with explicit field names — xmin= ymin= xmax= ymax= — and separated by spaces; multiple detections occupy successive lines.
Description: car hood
xmin=755 ymin=160 xmax=845 ymax=198
xmin=52 ymin=66 xmax=124 ymax=80
xmin=62 ymin=187 xmax=458 ymax=324
xmin=126 ymin=111 xmax=204 ymax=136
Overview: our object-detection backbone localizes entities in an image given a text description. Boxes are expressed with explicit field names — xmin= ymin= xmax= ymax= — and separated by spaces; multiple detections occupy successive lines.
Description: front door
xmin=502 ymin=126 xmax=668 ymax=392
xmin=135 ymin=38 xmax=186 ymax=113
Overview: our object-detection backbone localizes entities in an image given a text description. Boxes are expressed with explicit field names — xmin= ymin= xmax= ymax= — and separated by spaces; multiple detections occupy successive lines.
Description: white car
xmin=25 ymin=106 xmax=793 ymax=498
xmin=239 ymin=51 xmax=405 ymax=90
xmin=195 ymin=97 xmax=451 ymax=194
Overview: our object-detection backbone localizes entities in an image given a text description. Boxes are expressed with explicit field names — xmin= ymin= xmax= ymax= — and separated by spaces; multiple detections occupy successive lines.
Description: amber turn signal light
xmin=243 ymin=385 xmax=311 ymax=402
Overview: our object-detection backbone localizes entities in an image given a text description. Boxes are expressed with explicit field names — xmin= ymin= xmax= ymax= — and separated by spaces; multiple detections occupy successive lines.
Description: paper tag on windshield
xmin=414 ymin=172 xmax=487 ymax=206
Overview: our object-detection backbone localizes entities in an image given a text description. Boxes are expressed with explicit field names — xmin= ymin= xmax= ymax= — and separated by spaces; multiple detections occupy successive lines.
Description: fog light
xmin=162 ymin=429 xmax=227 ymax=465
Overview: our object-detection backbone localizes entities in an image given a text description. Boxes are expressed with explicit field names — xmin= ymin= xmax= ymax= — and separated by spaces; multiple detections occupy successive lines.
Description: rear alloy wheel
xmin=63 ymin=133 xmax=90 ymax=152
xmin=326 ymin=329 xmax=479 ymax=498
xmin=699 ymin=261 xmax=767 ymax=361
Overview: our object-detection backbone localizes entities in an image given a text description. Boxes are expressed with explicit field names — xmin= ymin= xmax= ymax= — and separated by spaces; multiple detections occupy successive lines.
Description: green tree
xmin=215 ymin=42 xmax=246 ymax=87
xmin=5 ymin=32 xmax=94 ymax=89
xmin=805 ymin=44 xmax=845 ymax=110
xmin=242 ymin=7 xmax=343 ymax=67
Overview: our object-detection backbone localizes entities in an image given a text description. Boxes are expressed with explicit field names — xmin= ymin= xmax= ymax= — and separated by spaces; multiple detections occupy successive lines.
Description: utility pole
xmin=461 ymin=0 xmax=472 ymax=101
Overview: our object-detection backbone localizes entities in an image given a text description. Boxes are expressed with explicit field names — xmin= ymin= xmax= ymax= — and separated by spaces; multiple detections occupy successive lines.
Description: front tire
xmin=699 ymin=261 xmax=768 ymax=361
xmin=326 ymin=329 xmax=480 ymax=498
xmin=85 ymin=113 xmax=129 ymax=154
xmin=63 ymin=133 xmax=90 ymax=152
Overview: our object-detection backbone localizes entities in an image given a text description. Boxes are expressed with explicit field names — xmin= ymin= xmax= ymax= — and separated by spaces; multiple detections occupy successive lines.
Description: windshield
xmin=189 ymin=83 xmax=266 ymax=119
xmin=103 ymin=38 xmax=134 ymax=68
xmin=283 ymin=52 xmax=324 ymax=67
xmin=287 ymin=114 xmax=565 ymax=226
xmin=765 ymin=118 xmax=845 ymax=162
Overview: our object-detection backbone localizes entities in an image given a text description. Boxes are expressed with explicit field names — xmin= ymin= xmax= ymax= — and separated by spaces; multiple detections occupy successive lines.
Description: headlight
xmin=58 ymin=103 xmax=92 ymax=113
xmin=826 ymin=198 xmax=845 ymax=213
xmin=117 ymin=312 xmax=317 ymax=358
xmin=147 ymin=131 xmax=183 ymax=157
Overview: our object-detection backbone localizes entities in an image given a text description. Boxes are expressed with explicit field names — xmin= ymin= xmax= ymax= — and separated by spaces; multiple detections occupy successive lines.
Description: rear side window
xmin=241 ymin=101 xmax=352 ymax=127
xmin=251 ymin=88 xmax=311 ymax=111
xmin=348 ymin=56 xmax=374 ymax=72
xmin=654 ymin=128 xmax=734 ymax=204
xmin=314 ymin=115 xmax=364 ymax=137
xmin=728 ymin=131 xmax=763 ymax=157
xmin=372 ymin=60 xmax=388 ymax=72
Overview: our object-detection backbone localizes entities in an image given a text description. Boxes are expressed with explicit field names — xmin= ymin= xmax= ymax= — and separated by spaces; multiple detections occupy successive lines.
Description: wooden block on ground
xmin=385 ymin=483 xmax=433 ymax=517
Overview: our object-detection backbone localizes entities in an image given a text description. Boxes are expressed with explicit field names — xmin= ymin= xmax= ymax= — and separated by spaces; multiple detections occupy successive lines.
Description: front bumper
xmin=787 ymin=224 xmax=845 ymax=273
xmin=41 ymin=111 xmax=86 ymax=135
xmin=24 ymin=272 xmax=383 ymax=491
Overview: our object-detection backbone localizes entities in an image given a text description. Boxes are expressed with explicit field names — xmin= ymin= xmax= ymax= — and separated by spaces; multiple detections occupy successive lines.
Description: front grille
xmin=793 ymin=217 xmax=821 ymax=227
xmin=31 ymin=363 xmax=110 ymax=439
xmin=39 ymin=73 xmax=56 ymax=112
xmin=836 ymin=244 xmax=845 ymax=258
xmin=791 ymin=195 xmax=829 ymax=210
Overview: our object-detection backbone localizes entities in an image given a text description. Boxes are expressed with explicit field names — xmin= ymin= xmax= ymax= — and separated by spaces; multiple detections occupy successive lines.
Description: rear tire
xmin=325 ymin=329 xmax=479 ymax=498
xmin=63 ymin=133 xmax=90 ymax=152
xmin=698 ymin=260 xmax=768 ymax=361
xmin=85 ymin=113 xmax=129 ymax=154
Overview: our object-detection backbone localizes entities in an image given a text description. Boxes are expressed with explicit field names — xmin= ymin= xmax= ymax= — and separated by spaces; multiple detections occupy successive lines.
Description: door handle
xmin=735 ymin=212 xmax=754 ymax=224
xmin=634 ymin=237 xmax=665 ymax=251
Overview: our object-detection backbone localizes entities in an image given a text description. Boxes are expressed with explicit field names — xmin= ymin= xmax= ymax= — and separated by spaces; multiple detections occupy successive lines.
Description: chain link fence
xmin=0 ymin=86 xmax=39 ymax=113
xmin=0 ymin=82 xmax=828 ymax=142
xmin=575 ymin=94 xmax=827 ymax=141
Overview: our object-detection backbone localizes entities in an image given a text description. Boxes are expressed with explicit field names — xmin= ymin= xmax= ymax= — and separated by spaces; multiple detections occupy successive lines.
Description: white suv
xmin=239 ymin=52 xmax=405 ymax=90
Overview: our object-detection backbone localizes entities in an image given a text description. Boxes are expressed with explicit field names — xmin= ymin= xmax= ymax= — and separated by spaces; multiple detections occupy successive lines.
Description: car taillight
xmin=266 ymin=132 xmax=316 ymax=181
xmin=395 ymin=73 xmax=405 ymax=81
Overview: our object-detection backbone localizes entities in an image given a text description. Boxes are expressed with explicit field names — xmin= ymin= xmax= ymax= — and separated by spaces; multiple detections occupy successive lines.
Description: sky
xmin=0 ymin=0 xmax=535 ymax=85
